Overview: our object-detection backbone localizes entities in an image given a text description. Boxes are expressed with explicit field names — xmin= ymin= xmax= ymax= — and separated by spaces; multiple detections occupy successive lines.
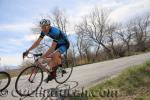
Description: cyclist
xmin=23 ymin=19 xmax=70 ymax=83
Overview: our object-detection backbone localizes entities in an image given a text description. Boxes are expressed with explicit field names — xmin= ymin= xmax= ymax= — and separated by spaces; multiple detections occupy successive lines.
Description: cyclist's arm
xmin=27 ymin=37 xmax=43 ymax=51
xmin=42 ymin=41 xmax=57 ymax=58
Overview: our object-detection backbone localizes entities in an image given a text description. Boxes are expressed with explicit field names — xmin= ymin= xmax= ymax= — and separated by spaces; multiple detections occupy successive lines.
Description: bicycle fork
xmin=28 ymin=68 xmax=38 ymax=83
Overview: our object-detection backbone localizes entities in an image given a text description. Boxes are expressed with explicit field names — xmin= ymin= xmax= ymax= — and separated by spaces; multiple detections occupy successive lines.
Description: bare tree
xmin=131 ymin=15 xmax=150 ymax=51
xmin=107 ymin=24 xmax=118 ymax=56
xmin=117 ymin=23 xmax=133 ymax=55
xmin=82 ymin=39 xmax=92 ymax=62
xmin=76 ymin=8 xmax=111 ymax=59
xmin=76 ymin=33 xmax=84 ymax=61
xmin=75 ymin=24 xmax=93 ymax=62
xmin=31 ymin=8 xmax=68 ymax=34
xmin=50 ymin=7 xmax=68 ymax=33
xmin=68 ymin=42 xmax=77 ymax=66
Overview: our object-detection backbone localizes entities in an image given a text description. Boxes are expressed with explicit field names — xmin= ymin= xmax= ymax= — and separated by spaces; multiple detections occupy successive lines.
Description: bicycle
xmin=0 ymin=71 xmax=11 ymax=92
xmin=15 ymin=50 xmax=73 ymax=96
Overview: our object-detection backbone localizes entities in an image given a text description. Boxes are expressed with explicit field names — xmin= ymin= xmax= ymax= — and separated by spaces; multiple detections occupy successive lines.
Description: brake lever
xmin=33 ymin=53 xmax=43 ymax=57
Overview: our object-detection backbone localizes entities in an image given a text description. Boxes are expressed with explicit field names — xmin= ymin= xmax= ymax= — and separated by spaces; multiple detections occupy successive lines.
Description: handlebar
xmin=26 ymin=49 xmax=58 ymax=60
xmin=33 ymin=53 xmax=43 ymax=57
xmin=26 ymin=52 xmax=43 ymax=59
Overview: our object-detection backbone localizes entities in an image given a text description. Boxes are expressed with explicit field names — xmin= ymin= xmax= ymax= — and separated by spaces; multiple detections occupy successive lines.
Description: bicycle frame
xmin=26 ymin=50 xmax=59 ymax=82
xmin=28 ymin=68 xmax=38 ymax=83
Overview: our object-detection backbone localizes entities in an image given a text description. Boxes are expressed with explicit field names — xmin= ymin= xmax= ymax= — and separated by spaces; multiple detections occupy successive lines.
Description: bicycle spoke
xmin=0 ymin=72 xmax=11 ymax=91
xmin=15 ymin=66 xmax=43 ymax=96
xmin=55 ymin=64 xmax=73 ymax=84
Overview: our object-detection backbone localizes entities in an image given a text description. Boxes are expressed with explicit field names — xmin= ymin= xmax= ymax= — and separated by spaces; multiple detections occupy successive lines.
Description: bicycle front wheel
xmin=0 ymin=71 xmax=11 ymax=92
xmin=15 ymin=66 xmax=43 ymax=96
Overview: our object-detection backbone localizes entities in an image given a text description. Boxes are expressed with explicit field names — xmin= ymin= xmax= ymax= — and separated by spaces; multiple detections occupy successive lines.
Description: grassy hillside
xmin=89 ymin=59 xmax=150 ymax=100
xmin=68 ymin=59 xmax=150 ymax=100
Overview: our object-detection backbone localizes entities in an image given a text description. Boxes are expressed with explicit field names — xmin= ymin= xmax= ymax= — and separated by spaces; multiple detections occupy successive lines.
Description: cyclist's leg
xmin=53 ymin=51 xmax=62 ymax=66
xmin=43 ymin=51 xmax=61 ymax=82
xmin=44 ymin=45 xmax=69 ymax=82
xmin=47 ymin=41 xmax=69 ymax=70
xmin=49 ymin=45 xmax=67 ymax=69
xmin=45 ymin=43 xmax=59 ymax=70
xmin=47 ymin=51 xmax=61 ymax=70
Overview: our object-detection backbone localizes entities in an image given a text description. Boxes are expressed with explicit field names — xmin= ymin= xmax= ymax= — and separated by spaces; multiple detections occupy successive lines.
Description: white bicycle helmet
xmin=40 ymin=19 xmax=51 ymax=26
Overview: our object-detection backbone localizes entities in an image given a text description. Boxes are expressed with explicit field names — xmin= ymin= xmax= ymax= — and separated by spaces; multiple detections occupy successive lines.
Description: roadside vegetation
xmin=67 ymin=59 xmax=150 ymax=100
xmin=89 ymin=59 xmax=150 ymax=100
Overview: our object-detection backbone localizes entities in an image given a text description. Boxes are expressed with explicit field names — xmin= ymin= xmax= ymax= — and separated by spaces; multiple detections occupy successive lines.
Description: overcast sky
xmin=0 ymin=0 xmax=150 ymax=68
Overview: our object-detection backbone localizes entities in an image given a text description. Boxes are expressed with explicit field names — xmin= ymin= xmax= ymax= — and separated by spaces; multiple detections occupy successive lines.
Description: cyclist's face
xmin=41 ymin=25 xmax=50 ymax=34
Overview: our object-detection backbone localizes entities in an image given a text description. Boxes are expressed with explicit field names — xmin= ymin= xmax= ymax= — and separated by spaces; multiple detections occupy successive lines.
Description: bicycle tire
xmin=0 ymin=71 xmax=11 ymax=92
xmin=55 ymin=60 xmax=73 ymax=84
xmin=15 ymin=66 xmax=43 ymax=96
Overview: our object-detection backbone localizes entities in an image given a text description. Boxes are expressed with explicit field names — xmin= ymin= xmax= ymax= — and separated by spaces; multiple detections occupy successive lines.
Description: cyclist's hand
xmin=23 ymin=50 xmax=29 ymax=59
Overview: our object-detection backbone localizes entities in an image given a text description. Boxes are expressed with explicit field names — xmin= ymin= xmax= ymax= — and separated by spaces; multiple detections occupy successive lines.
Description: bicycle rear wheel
xmin=55 ymin=59 xmax=73 ymax=84
xmin=15 ymin=66 xmax=43 ymax=96
xmin=0 ymin=71 xmax=11 ymax=91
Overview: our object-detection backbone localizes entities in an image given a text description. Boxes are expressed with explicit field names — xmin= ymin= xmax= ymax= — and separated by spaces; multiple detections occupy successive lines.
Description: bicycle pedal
xmin=30 ymin=81 xmax=34 ymax=83
xmin=62 ymin=70 xmax=67 ymax=74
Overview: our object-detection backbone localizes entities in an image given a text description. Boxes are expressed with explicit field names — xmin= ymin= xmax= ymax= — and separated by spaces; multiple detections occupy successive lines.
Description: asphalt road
xmin=1 ymin=52 xmax=150 ymax=100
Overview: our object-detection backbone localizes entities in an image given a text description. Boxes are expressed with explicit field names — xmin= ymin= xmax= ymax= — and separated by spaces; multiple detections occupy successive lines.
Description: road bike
xmin=15 ymin=50 xmax=73 ymax=96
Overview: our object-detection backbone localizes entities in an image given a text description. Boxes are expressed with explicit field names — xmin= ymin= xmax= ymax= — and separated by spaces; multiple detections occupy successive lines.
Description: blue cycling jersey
xmin=40 ymin=27 xmax=69 ymax=45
